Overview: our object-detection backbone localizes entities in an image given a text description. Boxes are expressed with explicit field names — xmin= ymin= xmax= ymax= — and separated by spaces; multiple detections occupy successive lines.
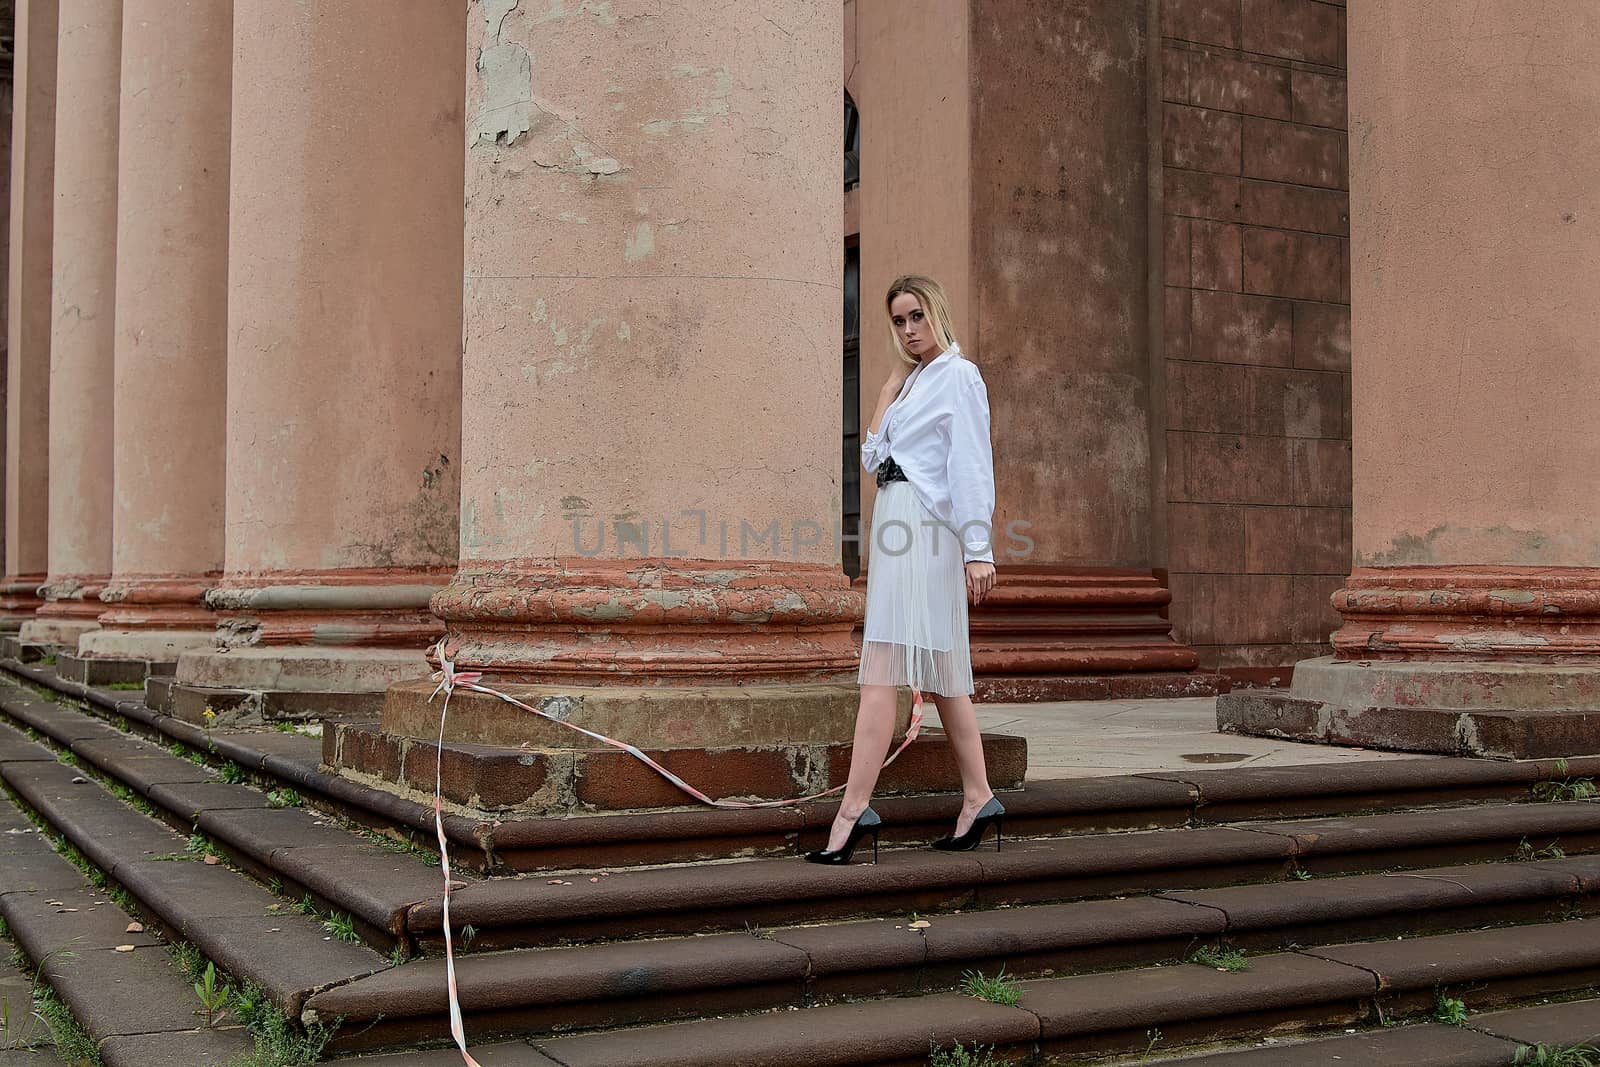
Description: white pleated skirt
xmin=857 ymin=480 xmax=974 ymax=697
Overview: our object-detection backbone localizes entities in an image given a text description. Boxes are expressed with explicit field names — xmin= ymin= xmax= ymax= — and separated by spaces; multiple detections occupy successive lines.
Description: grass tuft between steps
xmin=1432 ymin=992 xmax=1469 ymax=1026
xmin=33 ymin=981 xmax=101 ymax=1065
xmin=1516 ymin=1045 xmax=1600 ymax=1067
xmin=928 ymin=1041 xmax=1005 ymax=1067
xmin=1190 ymin=946 xmax=1250 ymax=973
xmin=959 ymin=968 xmax=1022 ymax=1007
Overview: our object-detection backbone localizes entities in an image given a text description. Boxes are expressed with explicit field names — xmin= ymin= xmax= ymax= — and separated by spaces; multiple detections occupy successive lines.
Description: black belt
xmin=876 ymin=455 xmax=909 ymax=488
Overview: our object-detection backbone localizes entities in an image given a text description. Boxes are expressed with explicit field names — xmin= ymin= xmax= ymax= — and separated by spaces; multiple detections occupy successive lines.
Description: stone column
xmin=20 ymin=0 xmax=119 ymax=648
xmin=1 ymin=0 xmax=58 ymax=633
xmin=331 ymin=0 xmax=1023 ymax=814
xmin=855 ymin=0 xmax=1207 ymax=702
xmin=70 ymin=0 xmax=231 ymax=677
xmin=170 ymin=1 xmax=464 ymax=711
xmin=1218 ymin=0 xmax=1600 ymax=758
xmin=433 ymin=0 xmax=854 ymax=698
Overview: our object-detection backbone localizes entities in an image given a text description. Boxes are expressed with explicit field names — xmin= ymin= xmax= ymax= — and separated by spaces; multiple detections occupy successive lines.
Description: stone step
xmin=320 ymin=920 xmax=1600 ymax=1065
xmin=0 ymin=666 xmax=492 ymax=866
xmin=9 ymin=658 xmax=1600 ymax=874
xmin=10 ymin=675 xmax=1600 ymax=960
xmin=0 ymin=687 xmax=454 ymax=948
xmin=12 ymin=672 xmax=1600 ymax=957
xmin=1146 ymin=993 xmax=1600 ymax=1064
xmin=306 ymin=851 xmax=1600 ymax=1052
xmin=11 ymin=664 xmax=1600 ymax=1061
xmin=0 ymin=790 xmax=256 ymax=1066
xmin=0 ymin=729 xmax=394 ymax=1022
xmin=408 ymin=799 xmax=1600 ymax=950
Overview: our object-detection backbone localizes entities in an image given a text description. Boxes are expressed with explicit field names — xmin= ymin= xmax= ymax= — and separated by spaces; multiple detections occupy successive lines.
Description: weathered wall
xmin=1160 ymin=0 xmax=1351 ymax=678
xmin=1349 ymin=0 xmax=1600 ymax=568
xmin=971 ymin=0 xmax=1153 ymax=568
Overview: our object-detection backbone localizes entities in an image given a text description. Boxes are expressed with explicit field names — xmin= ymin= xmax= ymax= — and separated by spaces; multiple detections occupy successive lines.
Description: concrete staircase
xmin=1 ymin=660 xmax=1598 ymax=1065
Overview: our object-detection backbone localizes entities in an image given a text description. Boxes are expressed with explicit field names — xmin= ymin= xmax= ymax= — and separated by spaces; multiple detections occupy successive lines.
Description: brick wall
xmin=1160 ymin=0 xmax=1351 ymax=682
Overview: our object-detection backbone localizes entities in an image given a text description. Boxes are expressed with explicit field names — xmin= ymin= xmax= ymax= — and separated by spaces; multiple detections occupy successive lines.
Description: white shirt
xmin=861 ymin=342 xmax=996 ymax=564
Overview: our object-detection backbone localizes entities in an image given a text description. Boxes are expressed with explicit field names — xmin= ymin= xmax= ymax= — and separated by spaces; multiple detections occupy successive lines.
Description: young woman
xmin=805 ymin=275 xmax=1001 ymax=865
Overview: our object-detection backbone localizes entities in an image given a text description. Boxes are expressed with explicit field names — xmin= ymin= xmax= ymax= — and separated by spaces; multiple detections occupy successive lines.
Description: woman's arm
xmin=948 ymin=365 xmax=998 ymax=604
xmin=948 ymin=367 xmax=996 ymax=566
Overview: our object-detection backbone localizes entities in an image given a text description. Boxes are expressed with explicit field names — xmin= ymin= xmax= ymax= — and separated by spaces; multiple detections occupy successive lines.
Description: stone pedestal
xmin=170 ymin=1 xmax=465 ymax=712
xmin=1219 ymin=0 xmax=1600 ymax=758
xmin=76 ymin=0 xmax=233 ymax=672
xmin=854 ymin=0 xmax=1209 ymax=701
xmin=21 ymin=0 xmax=121 ymax=651
xmin=3 ymin=1 xmax=58 ymax=633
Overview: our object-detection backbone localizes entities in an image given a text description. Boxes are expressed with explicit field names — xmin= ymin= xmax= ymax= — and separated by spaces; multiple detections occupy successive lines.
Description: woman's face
xmin=889 ymin=292 xmax=939 ymax=362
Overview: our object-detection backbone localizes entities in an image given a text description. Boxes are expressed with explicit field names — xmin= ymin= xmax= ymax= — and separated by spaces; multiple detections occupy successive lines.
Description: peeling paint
xmin=474 ymin=0 xmax=534 ymax=146
xmin=526 ymin=0 xmax=617 ymax=28
xmin=640 ymin=66 xmax=733 ymax=136
xmin=624 ymin=222 xmax=655 ymax=262
xmin=1436 ymin=630 xmax=1551 ymax=652
xmin=1357 ymin=524 xmax=1600 ymax=567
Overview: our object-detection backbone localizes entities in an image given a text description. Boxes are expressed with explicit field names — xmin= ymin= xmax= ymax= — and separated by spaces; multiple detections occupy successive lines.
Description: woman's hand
xmin=882 ymin=360 xmax=913 ymax=399
xmin=965 ymin=561 xmax=996 ymax=606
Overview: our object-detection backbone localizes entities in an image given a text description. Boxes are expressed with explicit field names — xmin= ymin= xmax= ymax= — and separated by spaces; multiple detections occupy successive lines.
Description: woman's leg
xmin=824 ymin=683 xmax=900 ymax=851
xmin=931 ymin=691 xmax=995 ymax=837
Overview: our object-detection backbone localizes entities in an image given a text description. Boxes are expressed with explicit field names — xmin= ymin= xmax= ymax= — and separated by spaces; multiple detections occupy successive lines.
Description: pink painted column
xmin=172 ymin=1 xmax=464 ymax=696
xmin=76 ymin=0 xmax=230 ymax=664
xmin=21 ymin=0 xmax=119 ymax=647
xmin=1220 ymin=0 xmax=1600 ymax=757
xmin=385 ymin=0 xmax=863 ymax=746
xmin=1 ymin=0 xmax=58 ymax=631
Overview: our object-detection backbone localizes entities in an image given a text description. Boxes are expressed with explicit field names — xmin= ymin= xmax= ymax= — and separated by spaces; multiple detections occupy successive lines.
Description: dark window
xmin=842 ymin=244 xmax=861 ymax=578
xmin=844 ymin=92 xmax=860 ymax=190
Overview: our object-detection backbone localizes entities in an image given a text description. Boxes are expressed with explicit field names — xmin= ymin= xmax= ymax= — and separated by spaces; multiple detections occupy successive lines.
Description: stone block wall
xmin=1160 ymin=0 xmax=1351 ymax=682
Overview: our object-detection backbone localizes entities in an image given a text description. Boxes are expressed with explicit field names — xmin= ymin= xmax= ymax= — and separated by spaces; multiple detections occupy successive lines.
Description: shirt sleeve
xmin=861 ymin=426 xmax=890 ymax=473
xmin=947 ymin=365 xmax=996 ymax=564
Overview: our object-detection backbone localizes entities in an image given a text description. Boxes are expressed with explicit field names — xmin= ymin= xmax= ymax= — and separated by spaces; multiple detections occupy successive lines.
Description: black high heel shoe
xmin=930 ymin=796 xmax=1005 ymax=852
xmin=805 ymin=807 xmax=882 ymax=865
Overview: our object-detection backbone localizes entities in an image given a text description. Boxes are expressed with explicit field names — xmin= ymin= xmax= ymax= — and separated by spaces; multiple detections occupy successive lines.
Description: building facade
xmin=1 ymin=0 xmax=1595 ymax=803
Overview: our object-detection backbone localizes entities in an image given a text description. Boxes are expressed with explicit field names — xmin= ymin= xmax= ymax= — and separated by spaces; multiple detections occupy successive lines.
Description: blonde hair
xmin=885 ymin=275 xmax=958 ymax=366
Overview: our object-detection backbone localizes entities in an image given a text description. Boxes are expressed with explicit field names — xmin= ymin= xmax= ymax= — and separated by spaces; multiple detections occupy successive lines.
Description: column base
xmin=327 ymin=719 xmax=1027 ymax=815
xmin=977 ymin=671 xmax=1222 ymax=703
xmin=18 ymin=617 xmax=102 ymax=648
xmin=966 ymin=566 xmax=1210 ymax=702
xmin=169 ymin=646 xmax=434 ymax=725
xmin=381 ymin=677 xmax=891 ymax=749
xmin=55 ymin=653 xmax=175 ymax=687
xmin=22 ymin=574 xmax=111 ymax=649
xmin=0 ymin=575 xmax=47 ymax=632
xmin=1218 ymin=656 xmax=1600 ymax=758
xmin=0 ymin=635 xmax=57 ymax=662
xmin=78 ymin=628 xmax=213 ymax=662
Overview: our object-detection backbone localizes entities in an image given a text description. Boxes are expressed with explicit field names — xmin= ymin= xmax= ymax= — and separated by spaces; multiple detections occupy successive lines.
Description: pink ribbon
xmin=424 ymin=639 xmax=925 ymax=1063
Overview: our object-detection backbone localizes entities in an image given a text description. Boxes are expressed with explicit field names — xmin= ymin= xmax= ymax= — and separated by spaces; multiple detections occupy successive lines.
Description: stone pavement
xmin=943 ymin=694 xmax=1429 ymax=779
